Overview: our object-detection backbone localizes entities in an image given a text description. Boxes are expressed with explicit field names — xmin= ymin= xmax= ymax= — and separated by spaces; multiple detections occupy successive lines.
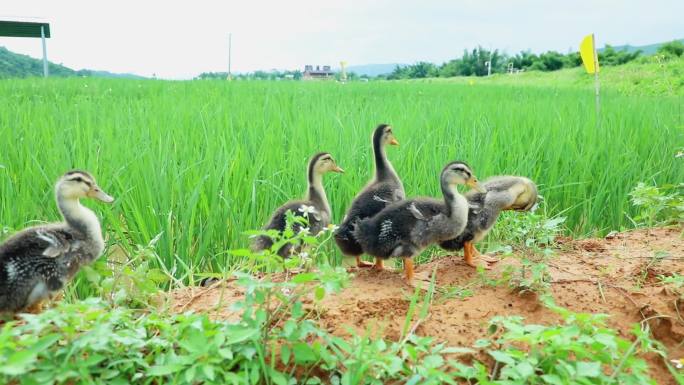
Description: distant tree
xmin=510 ymin=51 xmax=539 ymax=70
xmin=657 ymin=40 xmax=684 ymax=57
xmin=599 ymin=45 xmax=641 ymax=66
xmin=408 ymin=62 xmax=438 ymax=78
xmin=537 ymin=51 xmax=565 ymax=71
xmin=438 ymin=59 xmax=461 ymax=77
xmin=387 ymin=65 xmax=410 ymax=80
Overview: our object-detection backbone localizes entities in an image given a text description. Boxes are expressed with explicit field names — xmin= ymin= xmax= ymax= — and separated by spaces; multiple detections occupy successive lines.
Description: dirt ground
xmin=169 ymin=226 xmax=684 ymax=384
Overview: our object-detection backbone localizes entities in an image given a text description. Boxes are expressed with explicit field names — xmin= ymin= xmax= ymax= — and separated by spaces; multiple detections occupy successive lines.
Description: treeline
xmin=197 ymin=69 xmax=303 ymax=80
xmin=196 ymin=70 xmax=365 ymax=81
xmin=385 ymin=41 xmax=684 ymax=79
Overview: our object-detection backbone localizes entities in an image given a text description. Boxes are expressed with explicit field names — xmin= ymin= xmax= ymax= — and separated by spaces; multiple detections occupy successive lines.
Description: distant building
xmin=302 ymin=64 xmax=334 ymax=80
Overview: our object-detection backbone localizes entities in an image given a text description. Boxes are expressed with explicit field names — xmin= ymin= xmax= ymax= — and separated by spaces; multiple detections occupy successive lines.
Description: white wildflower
xmin=327 ymin=223 xmax=340 ymax=232
xmin=299 ymin=251 xmax=310 ymax=261
xmin=281 ymin=287 xmax=292 ymax=296
xmin=298 ymin=204 xmax=318 ymax=216
xmin=671 ymin=359 xmax=684 ymax=369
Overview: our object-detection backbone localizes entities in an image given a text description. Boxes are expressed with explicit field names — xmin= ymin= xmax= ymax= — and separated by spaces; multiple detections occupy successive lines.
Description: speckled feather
xmin=335 ymin=182 xmax=404 ymax=255
xmin=353 ymin=195 xmax=468 ymax=259
xmin=0 ymin=224 xmax=98 ymax=312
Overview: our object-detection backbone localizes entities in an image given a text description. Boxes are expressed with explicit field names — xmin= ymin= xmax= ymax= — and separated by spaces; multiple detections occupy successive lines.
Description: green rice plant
xmin=0 ymin=78 xmax=682 ymax=286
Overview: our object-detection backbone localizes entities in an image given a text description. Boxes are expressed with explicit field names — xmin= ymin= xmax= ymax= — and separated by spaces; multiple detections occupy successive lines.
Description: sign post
xmin=0 ymin=20 xmax=51 ymax=78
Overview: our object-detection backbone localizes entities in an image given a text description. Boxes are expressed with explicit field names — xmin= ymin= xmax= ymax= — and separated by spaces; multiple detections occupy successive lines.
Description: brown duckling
xmin=252 ymin=152 xmax=344 ymax=257
xmin=0 ymin=170 xmax=114 ymax=313
xmin=353 ymin=161 xmax=485 ymax=284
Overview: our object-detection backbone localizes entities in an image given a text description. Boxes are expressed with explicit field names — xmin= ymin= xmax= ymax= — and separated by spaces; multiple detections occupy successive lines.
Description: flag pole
xmin=592 ymin=33 xmax=600 ymax=120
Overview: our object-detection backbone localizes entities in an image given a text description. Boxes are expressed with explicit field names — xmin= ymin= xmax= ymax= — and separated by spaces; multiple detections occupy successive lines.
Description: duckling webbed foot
xmin=24 ymin=300 xmax=46 ymax=315
xmin=464 ymin=242 xmax=497 ymax=269
xmin=403 ymin=258 xmax=432 ymax=288
xmin=356 ymin=256 xmax=375 ymax=268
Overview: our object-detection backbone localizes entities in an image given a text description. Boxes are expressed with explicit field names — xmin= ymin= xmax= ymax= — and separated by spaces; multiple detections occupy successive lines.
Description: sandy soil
xmin=169 ymin=226 xmax=684 ymax=384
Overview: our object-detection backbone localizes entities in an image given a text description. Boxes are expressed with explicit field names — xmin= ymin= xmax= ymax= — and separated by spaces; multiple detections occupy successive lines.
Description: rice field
xmin=0 ymin=78 xmax=682 ymax=277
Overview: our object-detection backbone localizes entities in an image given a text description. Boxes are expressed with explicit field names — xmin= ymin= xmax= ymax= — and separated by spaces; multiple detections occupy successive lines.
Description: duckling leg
xmin=373 ymin=258 xmax=384 ymax=271
xmin=403 ymin=258 xmax=415 ymax=281
xmin=24 ymin=300 xmax=46 ymax=315
xmin=356 ymin=256 xmax=375 ymax=268
xmin=464 ymin=242 xmax=494 ymax=269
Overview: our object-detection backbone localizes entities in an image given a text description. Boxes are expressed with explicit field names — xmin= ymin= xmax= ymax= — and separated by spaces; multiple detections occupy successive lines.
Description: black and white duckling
xmin=252 ymin=152 xmax=344 ymax=257
xmin=353 ymin=161 xmax=485 ymax=284
xmin=335 ymin=124 xmax=404 ymax=269
xmin=439 ymin=176 xmax=538 ymax=268
xmin=0 ymin=170 xmax=114 ymax=313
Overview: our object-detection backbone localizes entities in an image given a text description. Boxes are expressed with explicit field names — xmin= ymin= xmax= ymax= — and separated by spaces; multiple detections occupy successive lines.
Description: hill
xmin=0 ymin=46 xmax=144 ymax=79
xmin=0 ymin=46 xmax=78 ymax=78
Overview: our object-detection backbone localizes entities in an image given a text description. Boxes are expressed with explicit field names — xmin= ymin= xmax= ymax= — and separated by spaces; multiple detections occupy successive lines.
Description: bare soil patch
xmin=169 ymin=226 xmax=684 ymax=384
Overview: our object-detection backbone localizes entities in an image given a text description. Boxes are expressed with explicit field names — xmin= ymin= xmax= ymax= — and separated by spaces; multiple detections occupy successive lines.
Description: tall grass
xmin=0 ymin=78 xmax=682 ymax=277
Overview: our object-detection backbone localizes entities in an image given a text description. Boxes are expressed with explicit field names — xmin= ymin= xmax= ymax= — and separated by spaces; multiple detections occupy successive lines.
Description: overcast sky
xmin=1 ymin=0 xmax=682 ymax=79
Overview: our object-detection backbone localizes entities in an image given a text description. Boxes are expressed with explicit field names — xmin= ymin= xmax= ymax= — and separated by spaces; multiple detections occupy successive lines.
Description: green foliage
xmin=489 ymin=198 xmax=566 ymax=252
xmin=629 ymin=182 xmax=684 ymax=226
xmin=0 ymin=226 xmax=471 ymax=385
xmin=657 ymin=40 xmax=684 ymax=58
xmin=452 ymin=301 xmax=662 ymax=384
xmin=599 ymin=45 xmax=642 ymax=66
xmin=390 ymin=43 xmax=644 ymax=79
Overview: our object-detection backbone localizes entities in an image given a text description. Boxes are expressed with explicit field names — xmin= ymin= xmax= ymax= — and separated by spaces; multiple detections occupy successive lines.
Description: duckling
xmin=252 ymin=152 xmax=344 ymax=257
xmin=335 ymin=124 xmax=404 ymax=269
xmin=0 ymin=170 xmax=114 ymax=313
xmin=353 ymin=161 xmax=485 ymax=283
xmin=439 ymin=176 xmax=538 ymax=268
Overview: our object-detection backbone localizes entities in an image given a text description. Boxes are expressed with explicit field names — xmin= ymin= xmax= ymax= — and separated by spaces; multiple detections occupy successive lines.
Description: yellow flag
xmin=580 ymin=34 xmax=599 ymax=74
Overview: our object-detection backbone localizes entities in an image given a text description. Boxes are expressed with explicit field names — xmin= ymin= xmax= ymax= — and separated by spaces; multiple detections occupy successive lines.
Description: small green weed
xmin=451 ymin=298 xmax=663 ymax=384
xmin=629 ymin=182 xmax=684 ymax=227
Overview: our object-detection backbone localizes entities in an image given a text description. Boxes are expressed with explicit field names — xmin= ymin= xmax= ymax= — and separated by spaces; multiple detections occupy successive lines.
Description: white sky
xmin=1 ymin=0 xmax=682 ymax=79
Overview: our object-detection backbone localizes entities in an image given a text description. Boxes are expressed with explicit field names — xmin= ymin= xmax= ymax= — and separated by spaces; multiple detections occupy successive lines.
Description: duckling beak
xmin=467 ymin=178 xmax=487 ymax=193
xmin=88 ymin=186 xmax=115 ymax=203
xmin=389 ymin=136 xmax=400 ymax=146
xmin=332 ymin=165 xmax=345 ymax=173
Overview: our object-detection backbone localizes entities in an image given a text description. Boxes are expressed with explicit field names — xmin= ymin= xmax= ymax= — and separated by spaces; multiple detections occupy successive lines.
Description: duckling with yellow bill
xmin=335 ymin=124 xmax=404 ymax=269
xmin=353 ymin=161 xmax=485 ymax=284
xmin=252 ymin=152 xmax=344 ymax=258
xmin=0 ymin=170 xmax=114 ymax=314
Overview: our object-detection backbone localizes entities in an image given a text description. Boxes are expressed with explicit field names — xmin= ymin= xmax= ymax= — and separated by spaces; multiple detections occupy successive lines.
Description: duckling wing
xmin=407 ymin=199 xmax=460 ymax=244
xmin=0 ymin=225 xmax=78 ymax=260
xmin=346 ymin=183 xmax=403 ymax=222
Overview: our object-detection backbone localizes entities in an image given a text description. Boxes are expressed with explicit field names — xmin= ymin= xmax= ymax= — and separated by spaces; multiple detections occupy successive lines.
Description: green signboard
xmin=0 ymin=21 xmax=51 ymax=38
